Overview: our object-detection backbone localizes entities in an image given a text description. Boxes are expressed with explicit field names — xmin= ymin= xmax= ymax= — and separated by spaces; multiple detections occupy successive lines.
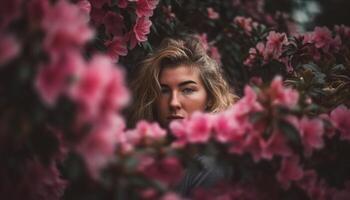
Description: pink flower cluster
xmin=244 ymin=31 xmax=288 ymax=69
xmin=170 ymin=76 xmax=303 ymax=162
xmin=296 ymin=170 xmax=350 ymax=200
xmin=207 ymin=7 xmax=219 ymax=20
xmin=233 ymin=16 xmax=258 ymax=35
xmin=120 ymin=120 xmax=166 ymax=153
xmin=303 ymin=26 xmax=342 ymax=60
xmin=76 ymin=115 xmax=125 ymax=179
xmin=169 ymin=76 xmax=330 ymax=188
xmin=0 ymin=33 xmax=20 ymax=66
xmin=330 ymin=105 xmax=350 ymax=141
xmin=192 ymin=182 xmax=259 ymax=200
xmin=42 ymin=0 xmax=94 ymax=56
xmin=196 ymin=33 xmax=222 ymax=65
xmin=31 ymin=0 xmax=130 ymax=179
xmin=1 ymin=158 xmax=67 ymax=200
xmin=89 ymin=0 xmax=159 ymax=61
xmin=137 ymin=156 xmax=183 ymax=186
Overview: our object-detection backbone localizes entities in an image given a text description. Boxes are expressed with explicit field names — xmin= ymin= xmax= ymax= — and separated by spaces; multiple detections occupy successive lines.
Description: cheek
xmin=185 ymin=91 xmax=208 ymax=112
xmin=157 ymin=96 xmax=168 ymax=115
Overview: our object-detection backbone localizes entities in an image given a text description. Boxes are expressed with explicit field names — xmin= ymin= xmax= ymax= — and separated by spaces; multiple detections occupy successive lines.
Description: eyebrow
xmin=160 ymin=80 xmax=197 ymax=87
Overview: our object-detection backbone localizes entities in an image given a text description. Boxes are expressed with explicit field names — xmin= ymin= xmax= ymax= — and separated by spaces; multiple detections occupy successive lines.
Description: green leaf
xmin=278 ymin=119 xmax=301 ymax=148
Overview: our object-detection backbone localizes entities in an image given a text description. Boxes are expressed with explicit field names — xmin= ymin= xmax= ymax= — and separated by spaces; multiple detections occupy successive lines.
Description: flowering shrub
xmin=0 ymin=0 xmax=350 ymax=200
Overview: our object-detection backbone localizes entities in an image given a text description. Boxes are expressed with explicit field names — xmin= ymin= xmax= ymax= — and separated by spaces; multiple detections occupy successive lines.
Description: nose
xmin=169 ymin=91 xmax=181 ymax=111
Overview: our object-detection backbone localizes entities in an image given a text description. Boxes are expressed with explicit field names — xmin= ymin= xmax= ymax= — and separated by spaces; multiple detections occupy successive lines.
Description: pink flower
xmin=161 ymin=192 xmax=182 ymax=200
xmin=105 ymin=36 xmax=128 ymax=62
xmin=234 ymin=86 xmax=263 ymax=114
xmin=123 ymin=121 xmax=166 ymax=151
xmin=329 ymin=34 xmax=342 ymax=53
xmin=8 ymin=159 xmax=67 ymax=200
xmin=170 ymin=112 xmax=213 ymax=145
xmin=42 ymin=0 xmax=94 ymax=54
xmin=234 ymin=16 xmax=256 ymax=34
xmin=135 ymin=120 xmax=166 ymax=140
xmin=213 ymin=108 xmax=248 ymax=143
xmin=207 ymin=7 xmax=219 ymax=19
xmin=312 ymin=27 xmax=333 ymax=51
xmin=35 ymin=51 xmax=84 ymax=106
xmin=244 ymin=42 xmax=265 ymax=67
xmin=136 ymin=0 xmax=159 ymax=17
xmin=117 ymin=0 xmax=128 ymax=8
xmin=90 ymin=7 xmax=105 ymax=26
xmin=99 ymin=67 xmax=129 ymax=114
xmin=103 ymin=11 xmax=125 ymax=37
xmin=0 ymin=34 xmax=20 ymax=66
xmin=192 ymin=182 xmax=259 ymax=200
xmin=330 ymin=105 xmax=350 ymax=141
xmin=299 ymin=117 xmax=324 ymax=156
xmin=129 ymin=17 xmax=152 ymax=48
xmin=197 ymin=33 xmax=209 ymax=51
xmin=264 ymin=31 xmax=288 ymax=60
xmin=162 ymin=5 xmax=176 ymax=22
xmin=277 ymin=155 xmax=304 ymax=188
xmin=260 ymin=131 xmax=292 ymax=160
xmin=139 ymin=156 xmax=184 ymax=186
xmin=269 ymin=76 xmax=299 ymax=108
xmin=69 ymin=55 xmax=113 ymax=118
xmin=186 ymin=112 xmax=213 ymax=143
xmin=209 ymin=46 xmax=222 ymax=65
xmin=77 ymin=0 xmax=91 ymax=15
xmin=334 ymin=24 xmax=350 ymax=39
xmin=169 ymin=119 xmax=188 ymax=148
xmin=77 ymin=115 xmax=125 ymax=179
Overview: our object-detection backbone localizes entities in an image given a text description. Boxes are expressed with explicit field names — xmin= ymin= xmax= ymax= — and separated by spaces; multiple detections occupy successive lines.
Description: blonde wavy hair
xmin=128 ymin=36 xmax=237 ymax=127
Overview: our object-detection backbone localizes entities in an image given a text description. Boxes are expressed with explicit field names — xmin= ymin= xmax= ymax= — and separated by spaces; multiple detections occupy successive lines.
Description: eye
xmin=182 ymin=88 xmax=195 ymax=94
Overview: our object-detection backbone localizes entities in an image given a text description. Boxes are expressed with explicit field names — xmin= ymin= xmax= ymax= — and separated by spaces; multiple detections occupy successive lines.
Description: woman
xmin=128 ymin=35 xmax=237 ymax=196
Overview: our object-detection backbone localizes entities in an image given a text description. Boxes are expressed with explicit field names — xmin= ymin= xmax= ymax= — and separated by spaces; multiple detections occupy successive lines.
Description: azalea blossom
xmin=162 ymin=5 xmax=176 ymax=22
xmin=264 ymin=31 xmax=288 ymax=60
xmin=207 ymin=7 xmax=219 ymax=19
xmin=234 ymin=16 xmax=257 ymax=35
xmin=269 ymin=76 xmax=299 ymax=109
xmin=117 ymin=0 xmax=129 ymax=8
xmin=209 ymin=46 xmax=222 ymax=65
xmin=105 ymin=36 xmax=128 ymax=62
xmin=277 ymin=155 xmax=304 ymax=188
xmin=42 ymin=0 xmax=94 ymax=55
xmin=129 ymin=17 xmax=152 ymax=48
xmin=138 ymin=156 xmax=183 ymax=186
xmin=135 ymin=0 xmax=159 ymax=17
xmin=69 ymin=55 xmax=113 ymax=119
xmin=298 ymin=117 xmax=324 ymax=157
xmin=103 ymin=11 xmax=125 ymax=37
xmin=196 ymin=33 xmax=209 ymax=51
xmin=76 ymin=115 xmax=125 ymax=179
xmin=330 ymin=105 xmax=350 ymax=141
xmin=35 ymin=51 xmax=84 ymax=106
xmin=77 ymin=0 xmax=91 ymax=15
xmin=0 ymin=34 xmax=20 ymax=66
xmin=186 ymin=112 xmax=213 ymax=143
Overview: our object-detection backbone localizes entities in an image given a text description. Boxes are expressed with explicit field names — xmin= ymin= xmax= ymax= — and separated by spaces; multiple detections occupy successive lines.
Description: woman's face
xmin=156 ymin=64 xmax=208 ymax=127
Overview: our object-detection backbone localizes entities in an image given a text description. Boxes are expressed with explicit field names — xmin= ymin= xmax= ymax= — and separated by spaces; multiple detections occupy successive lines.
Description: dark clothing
xmin=177 ymin=155 xmax=233 ymax=197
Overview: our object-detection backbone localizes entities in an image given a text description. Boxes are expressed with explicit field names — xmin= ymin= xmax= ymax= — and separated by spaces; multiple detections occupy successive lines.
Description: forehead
xmin=159 ymin=64 xmax=202 ymax=84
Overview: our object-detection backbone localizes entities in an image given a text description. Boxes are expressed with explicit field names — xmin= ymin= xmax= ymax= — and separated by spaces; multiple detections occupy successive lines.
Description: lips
xmin=167 ymin=115 xmax=184 ymax=120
